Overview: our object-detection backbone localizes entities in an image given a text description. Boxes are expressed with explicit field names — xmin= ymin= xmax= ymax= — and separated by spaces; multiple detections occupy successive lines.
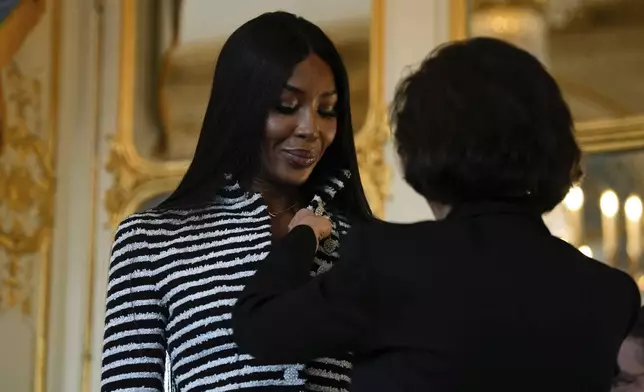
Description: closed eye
xmin=275 ymin=104 xmax=298 ymax=115
xmin=318 ymin=107 xmax=337 ymax=118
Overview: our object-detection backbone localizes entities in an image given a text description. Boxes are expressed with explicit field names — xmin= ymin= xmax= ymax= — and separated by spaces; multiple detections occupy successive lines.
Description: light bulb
xmin=563 ymin=186 xmax=584 ymax=211
xmin=600 ymin=190 xmax=619 ymax=218
xmin=625 ymin=195 xmax=642 ymax=222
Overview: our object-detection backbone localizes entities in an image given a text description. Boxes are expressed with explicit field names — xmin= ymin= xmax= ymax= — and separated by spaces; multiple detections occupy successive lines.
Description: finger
xmin=294 ymin=208 xmax=314 ymax=217
xmin=289 ymin=209 xmax=311 ymax=226
xmin=319 ymin=224 xmax=332 ymax=239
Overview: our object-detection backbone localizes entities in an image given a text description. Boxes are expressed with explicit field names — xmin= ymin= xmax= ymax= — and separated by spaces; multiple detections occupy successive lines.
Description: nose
xmin=293 ymin=107 xmax=320 ymax=140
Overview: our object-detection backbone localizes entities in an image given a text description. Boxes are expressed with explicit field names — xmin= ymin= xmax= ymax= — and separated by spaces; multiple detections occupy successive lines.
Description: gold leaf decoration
xmin=356 ymin=104 xmax=390 ymax=217
xmin=0 ymin=61 xmax=54 ymax=314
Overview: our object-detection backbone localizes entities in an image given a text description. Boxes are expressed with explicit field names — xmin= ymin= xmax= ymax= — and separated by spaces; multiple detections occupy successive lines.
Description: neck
xmin=252 ymin=177 xmax=300 ymax=215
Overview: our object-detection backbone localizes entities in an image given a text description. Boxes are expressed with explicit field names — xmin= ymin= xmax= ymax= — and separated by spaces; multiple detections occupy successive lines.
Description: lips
xmin=281 ymin=148 xmax=319 ymax=168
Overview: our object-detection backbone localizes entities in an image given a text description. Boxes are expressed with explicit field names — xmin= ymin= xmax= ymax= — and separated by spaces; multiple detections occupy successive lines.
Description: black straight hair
xmin=159 ymin=11 xmax=372 ymax=221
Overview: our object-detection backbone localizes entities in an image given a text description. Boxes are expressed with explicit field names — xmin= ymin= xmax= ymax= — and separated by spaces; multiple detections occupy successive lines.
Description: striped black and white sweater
xmin=101 ymin=172 xmax=354 ymax=392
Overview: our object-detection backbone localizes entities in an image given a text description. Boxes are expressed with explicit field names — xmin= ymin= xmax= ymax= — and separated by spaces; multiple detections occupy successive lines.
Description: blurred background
xmin=0 ymin=0 xmax=642 ymax=391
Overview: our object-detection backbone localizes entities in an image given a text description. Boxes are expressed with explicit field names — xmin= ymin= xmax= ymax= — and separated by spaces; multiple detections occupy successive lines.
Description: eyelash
xmin=275 ymin=104 xmax=337 ymax=118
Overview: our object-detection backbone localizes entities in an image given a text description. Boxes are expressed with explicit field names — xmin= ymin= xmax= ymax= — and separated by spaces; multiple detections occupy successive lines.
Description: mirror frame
xmin=105 ymin=0 xmax=390 ymax=228
xmin=448 ymin=0 xmax=644 ymax=154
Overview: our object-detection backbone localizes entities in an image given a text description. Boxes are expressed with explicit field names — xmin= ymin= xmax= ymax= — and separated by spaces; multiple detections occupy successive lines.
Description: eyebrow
xmin=283 ymin=84 xmax=337 ymax=97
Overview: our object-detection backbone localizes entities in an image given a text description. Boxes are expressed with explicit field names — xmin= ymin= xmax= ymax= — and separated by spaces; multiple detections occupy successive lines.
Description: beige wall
xmin=383 ymin=0 xmax=450 ymax=222
xmin=179 ymin=0 xmax=371 ymax=45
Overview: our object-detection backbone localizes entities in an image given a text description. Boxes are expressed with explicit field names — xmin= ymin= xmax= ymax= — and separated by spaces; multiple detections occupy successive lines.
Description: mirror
xmin=450 ymin=0 xmax=644 ymax=280
xmin=105 ymin=0 xmax=389 ymax=228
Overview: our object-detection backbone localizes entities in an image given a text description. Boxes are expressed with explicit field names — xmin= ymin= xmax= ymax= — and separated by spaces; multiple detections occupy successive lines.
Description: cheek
xmin=321 ymin=120 xmax=338 ymax=149
xmin=265 ymin=114 xmax=296 ymax=144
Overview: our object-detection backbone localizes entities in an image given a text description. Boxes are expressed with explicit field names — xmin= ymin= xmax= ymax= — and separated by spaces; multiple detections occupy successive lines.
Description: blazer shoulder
xmin=356 ymin=219 xmax=445 ymax=239
xmin=600 ymin=262 xmax=639 ymax=296
xmin=575 ymin=251 xmax=640 ymax=304
xmin=347 ymin=218 xmax=400 ymax=241
xmin=113 ymin=209 xmax=166 ymax=238
xmin=110 ymin=208 xmax=177 ymax=260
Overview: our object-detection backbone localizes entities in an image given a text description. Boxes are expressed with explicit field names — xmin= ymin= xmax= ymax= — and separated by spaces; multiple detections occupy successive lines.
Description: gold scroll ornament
xmin=0 ymin=62 xmax=53 ymax=314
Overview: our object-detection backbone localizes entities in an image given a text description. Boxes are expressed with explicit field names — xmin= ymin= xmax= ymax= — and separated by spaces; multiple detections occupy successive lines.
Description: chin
xmin=273 ymin=169 xmax=315 ymax=187
xmin=283 ymin=173 xmax=312 ymax=186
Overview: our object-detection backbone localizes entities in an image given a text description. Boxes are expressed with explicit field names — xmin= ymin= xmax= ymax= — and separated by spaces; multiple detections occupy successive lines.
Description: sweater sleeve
xmin=233 ymin=224 xmax=373 ymax=363
xmin=101 ymin=219 xmax=167 ymax=392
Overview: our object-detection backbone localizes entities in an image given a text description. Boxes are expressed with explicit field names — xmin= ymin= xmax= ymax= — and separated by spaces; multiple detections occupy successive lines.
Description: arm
xmin=233 ymin=224 xmax=373 ymax=363
xmin=101 ymin=221 xmax=167 ymax=392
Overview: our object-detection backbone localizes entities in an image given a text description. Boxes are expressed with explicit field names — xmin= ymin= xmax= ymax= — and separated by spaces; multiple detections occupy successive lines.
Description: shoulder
xmin=109 ymin=206 xmax=204 ymax=270
xmin=337 ymin=218 xmax=424 ymax=258
xmin=111 ymin=208 xmax=174 ymax=247
xmin=113 ymin=202 xmax=228 ymax=239
xmin=586 ymin=259 xmax=641 ymax=331
xmin=555 ymin=239 xmax=640 ymax=304
xmin=554 ymin=238 xmax=631 ymax=284
xmin=108 ymin=212 xmax=162 ymax=278
xmin=587 ymin=256 xmax=639 ymax=299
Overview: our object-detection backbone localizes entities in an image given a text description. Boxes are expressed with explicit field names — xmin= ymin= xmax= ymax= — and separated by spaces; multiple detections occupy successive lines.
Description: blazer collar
xmin=218 ymin=170 xmax=351 ymax=217
xmin=446 ymin=201 xmax=549 ymax=232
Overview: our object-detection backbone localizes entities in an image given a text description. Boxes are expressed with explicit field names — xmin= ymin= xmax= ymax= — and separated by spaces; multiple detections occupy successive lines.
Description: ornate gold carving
xmin=0 ymin=4 xmax=59 ymax=392
xmin=0 ymin=61 xmax=53 ymax=313
xmin=104 ymin=139 xmax=184 ymax=228
xmin=355 ymin=0 xmax=389 ymax=216
xmin=0 ymin=78 xmax=5 ymax=151
xmin=356 ymin=105 xmax=389 ymax=216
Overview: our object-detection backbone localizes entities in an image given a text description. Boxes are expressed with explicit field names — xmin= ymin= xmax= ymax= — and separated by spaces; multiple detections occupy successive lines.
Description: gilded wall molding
xmin=0 ymin=1 xmax=60 ymax=391
xmin=0 ymin=62 xmax=50 ymax=312
xmin=104 ymin=0 xmax=187 ymax=229
xmin=356 ymin=0 xmax=390 ymax=215
xmin=105 ymin=0 xmax=390 ymax=227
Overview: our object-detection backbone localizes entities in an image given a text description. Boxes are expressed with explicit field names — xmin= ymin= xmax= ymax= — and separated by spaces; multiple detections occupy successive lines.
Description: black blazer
xmin=234 ymin=202 xmax=640 ymax=392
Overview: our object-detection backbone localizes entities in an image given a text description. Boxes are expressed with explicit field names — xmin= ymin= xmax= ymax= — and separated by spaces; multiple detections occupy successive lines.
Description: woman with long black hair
xmin=100 ymin=11 xmax=372 ymax=392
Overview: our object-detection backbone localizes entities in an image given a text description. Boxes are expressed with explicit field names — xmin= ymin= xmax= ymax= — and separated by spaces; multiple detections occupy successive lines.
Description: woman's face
xmin=261 ymin=54 xmax=338 ymax=186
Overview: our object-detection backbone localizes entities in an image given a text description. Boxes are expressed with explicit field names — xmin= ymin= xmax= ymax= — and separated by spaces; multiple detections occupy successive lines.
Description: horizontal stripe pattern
xmin=101 ymin=176 xmax=354 ymax=392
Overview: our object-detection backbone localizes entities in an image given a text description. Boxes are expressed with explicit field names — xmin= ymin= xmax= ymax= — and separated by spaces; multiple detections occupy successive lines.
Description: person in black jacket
xmin=233 ymin=37 xmax=641 ymax=392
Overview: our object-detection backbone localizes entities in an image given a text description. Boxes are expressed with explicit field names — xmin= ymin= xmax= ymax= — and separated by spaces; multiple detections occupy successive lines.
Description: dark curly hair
xmin=391 ymin=37 xmax=583 ymax=214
